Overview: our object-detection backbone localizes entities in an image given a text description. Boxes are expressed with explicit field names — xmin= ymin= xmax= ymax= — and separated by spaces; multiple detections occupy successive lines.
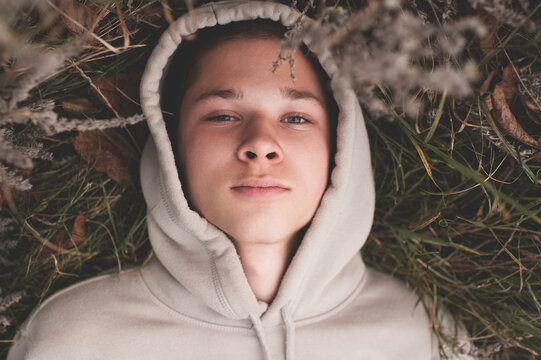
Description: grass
xmin=1 ymin=0 xmax=540 ymax=359
xmin=363 ymin=109 xmax=541 ymax=358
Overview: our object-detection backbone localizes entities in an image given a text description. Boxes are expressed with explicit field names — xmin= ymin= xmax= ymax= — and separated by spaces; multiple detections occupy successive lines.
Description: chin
xmin=223 ymin=218 xmax=303 ymax=245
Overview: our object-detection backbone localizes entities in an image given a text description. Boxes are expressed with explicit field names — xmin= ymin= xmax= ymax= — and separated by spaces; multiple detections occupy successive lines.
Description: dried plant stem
xmin=116 ymin=2 xmax=130 ymax=49
xmin=0 ymin=166 xmax=69 ymax=254
xmin=73 ymin=62 xmax=121 ymax=119
xmin=161 ymin=1 xmax=174 ymax=24
xmin=322 ymin=0 xmax=379 ymax=48
xmin=23 ymin=220 xmax=70 ymax=254
xmin=45 ymin=0 xmax=119 ymax=54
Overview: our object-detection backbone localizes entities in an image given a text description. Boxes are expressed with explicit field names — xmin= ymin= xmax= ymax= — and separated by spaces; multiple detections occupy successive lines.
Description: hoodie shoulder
xmin=7 ymin=269 xmax=158 ymax=359
xmin=348 ymin=267 xmax=431 ymax=330
xmin=340 ymin=267 xmax=440 ymax=359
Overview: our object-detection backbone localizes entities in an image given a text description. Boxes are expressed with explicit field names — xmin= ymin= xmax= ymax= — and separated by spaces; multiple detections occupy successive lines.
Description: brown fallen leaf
xmin=492 ymin=83 xmax=541 ymax=149
xmin=481 ymin=65 xmax=541 ymax=157
xmin=38 ymin=229 xmax=70 ymax=258
xmin=71 ymin=211 xmax=86 ymax=244
xmin=58 ymin=0 xmax=99 ymax=36
xmin=72 ymin=129 xmax=133 ymax=186
xmin=92 ymin=71 xmax=141 ymax=116
xmin=500 ymin=65 xmax=517 ymax=104
xmin=481 ymin=70 xmax=497 ymax=93
xmin=38 ymin=211 xmax=86 ymax=258
xmin=53 ymin=229 xmax=69 ymax=246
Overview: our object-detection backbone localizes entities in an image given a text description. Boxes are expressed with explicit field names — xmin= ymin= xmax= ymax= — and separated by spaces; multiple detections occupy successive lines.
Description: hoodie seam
xmin=158 ymin=170 xmax=178 ymax=228
xmin=202 ymin=240 xmax=239 ymax=318
xmin=158 ymin=169 xmax=238 ymax=319
xmin=137 ymin=268 xmax=251 ymax=333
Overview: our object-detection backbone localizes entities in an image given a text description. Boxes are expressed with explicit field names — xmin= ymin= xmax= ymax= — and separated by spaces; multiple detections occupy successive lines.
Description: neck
xmin=235 ymin=235 xmax=300 ymax=303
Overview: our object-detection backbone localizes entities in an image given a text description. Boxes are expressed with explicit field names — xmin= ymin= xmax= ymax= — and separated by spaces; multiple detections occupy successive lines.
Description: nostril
xmin=266 ymin=152 xmax=277 ymax=160
xmin=246 ymin=151 xmax=257 ymax=159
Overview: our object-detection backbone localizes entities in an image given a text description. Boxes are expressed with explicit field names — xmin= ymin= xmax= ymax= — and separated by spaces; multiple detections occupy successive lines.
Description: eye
xmin=206 ymin=114 xmax=239 ymax=122
xmin=282 ymin=115 xmax=310 ymax=124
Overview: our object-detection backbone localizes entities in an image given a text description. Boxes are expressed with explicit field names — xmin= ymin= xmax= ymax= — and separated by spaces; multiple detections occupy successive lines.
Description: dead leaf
xmin=60 ymin=97 xmax=100 ymax=114
xmin=91 ymin=71 xmax=141 ymax=116
xmin=71 ymin=211 xmax=86 ymax=244
xmin=501 ymin=65 xmax=517 ymax=103
xmin=481 ymin=70 xmax=497 ymax=93
xmin=482 ymin=66 xmax=541 ymax=156
xmin=46 ymin=230 xmax=70 ymax=255
xmin=58 ymin=0 xmax=99 ymax=35
xmin=38 ymin=212 xmax=86 ymax=258
xmin=492 ymin=83 xmax=541 ymax=149
xmin=72 ymin=129 xmax=133 ymax=186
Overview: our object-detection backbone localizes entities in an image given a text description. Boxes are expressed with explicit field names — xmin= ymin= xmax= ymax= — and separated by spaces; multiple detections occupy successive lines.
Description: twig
xmin=46 ymin=0 xmax=120 ymax=54
xmin=116 ymin=2 xmax=130 ymax=49
xmin=322 ymin=0 xmax=379 ymax=48
xmin=161 ymin=0 xmax=174 ymax=24
xmin=73 ymin=62 xmax=121 ymax=120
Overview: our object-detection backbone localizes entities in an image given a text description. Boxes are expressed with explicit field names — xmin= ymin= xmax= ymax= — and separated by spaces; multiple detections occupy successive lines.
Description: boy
xmin=9 ymin=1 xmax=439 ymax=359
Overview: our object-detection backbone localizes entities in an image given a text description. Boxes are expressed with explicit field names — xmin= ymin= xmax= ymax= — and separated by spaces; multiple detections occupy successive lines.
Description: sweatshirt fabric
xmin=8 ymin=1 xmax=441 ymax=359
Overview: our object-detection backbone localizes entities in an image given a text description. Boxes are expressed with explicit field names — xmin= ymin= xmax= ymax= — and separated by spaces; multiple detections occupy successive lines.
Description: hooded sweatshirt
xmin=8 ymin=1 xmax=441 ymax=359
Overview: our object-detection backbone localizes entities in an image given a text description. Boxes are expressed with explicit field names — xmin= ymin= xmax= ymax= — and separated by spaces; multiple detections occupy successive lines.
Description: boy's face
xmin=177 ymin=38 xmax=331 ymax=246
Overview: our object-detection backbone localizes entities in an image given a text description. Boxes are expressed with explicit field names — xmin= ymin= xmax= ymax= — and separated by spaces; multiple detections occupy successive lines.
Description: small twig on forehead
xmin=272 ymin=50 xmax=297 ymax=82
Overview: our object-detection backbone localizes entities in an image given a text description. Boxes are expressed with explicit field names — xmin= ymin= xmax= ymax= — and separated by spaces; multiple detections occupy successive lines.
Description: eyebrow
xmin=280 ymin=87 xmax=325 ymax=107
xmin=193 ymin=87 xmax=325 ymax=107
xmin=194 ymin=89 xmax=243 ymax=103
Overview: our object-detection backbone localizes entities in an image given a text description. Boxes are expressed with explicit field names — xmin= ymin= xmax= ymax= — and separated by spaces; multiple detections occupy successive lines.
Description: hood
xmin=139 ymin=0 xmax=374 ymax=327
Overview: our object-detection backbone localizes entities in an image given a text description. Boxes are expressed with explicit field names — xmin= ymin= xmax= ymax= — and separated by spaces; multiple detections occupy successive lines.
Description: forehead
xmin=186 ymin=38 xmax=327 ymax=101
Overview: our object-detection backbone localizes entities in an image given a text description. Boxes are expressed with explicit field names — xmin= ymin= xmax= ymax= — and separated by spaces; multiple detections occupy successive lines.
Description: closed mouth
xmin=231 ymin=186 xmax=288 ymax=198
xmin=231 ymin=178 xmax=289 ymax=198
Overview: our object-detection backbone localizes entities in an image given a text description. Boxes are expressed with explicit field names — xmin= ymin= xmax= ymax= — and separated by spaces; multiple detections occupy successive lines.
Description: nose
xmin=237 ymin=117 xmax=283 ymax=164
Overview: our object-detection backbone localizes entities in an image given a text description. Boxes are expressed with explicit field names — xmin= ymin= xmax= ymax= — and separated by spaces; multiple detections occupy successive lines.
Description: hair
xmin=160 ymin=19 xmax=338 ymax=169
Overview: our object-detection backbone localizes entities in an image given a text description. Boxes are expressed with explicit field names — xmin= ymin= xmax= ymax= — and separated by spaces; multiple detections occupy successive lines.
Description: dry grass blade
xmin=73 ymin=63 xmax=121 ymax=119
xmin=406 ymin=132 xmax=442 ymax=191
xmin=116 ymin=2 xmax=130 ymax=49
xmin=46 ymin=0 xmax=119 ymax=53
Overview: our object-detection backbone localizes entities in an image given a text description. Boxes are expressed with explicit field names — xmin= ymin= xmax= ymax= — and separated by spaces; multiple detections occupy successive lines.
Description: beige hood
xmin=139 ymin=0 xmax=374 ymax=326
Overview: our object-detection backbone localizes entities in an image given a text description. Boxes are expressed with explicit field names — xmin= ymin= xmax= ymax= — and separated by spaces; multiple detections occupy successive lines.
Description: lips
xmin=231 ymin=177 xmax=289 ymax=199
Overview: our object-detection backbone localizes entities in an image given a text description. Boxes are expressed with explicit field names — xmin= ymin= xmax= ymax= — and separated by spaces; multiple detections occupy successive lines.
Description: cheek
xmin=179 ymin=129 xmax=233 ymax=189
xmin=291 ymin=134 xmax=330 ymax=189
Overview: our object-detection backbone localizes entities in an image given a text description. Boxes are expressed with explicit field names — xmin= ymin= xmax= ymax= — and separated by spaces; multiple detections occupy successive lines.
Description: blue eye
xmin=282 ymin=115 xmax=309 ymax=124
